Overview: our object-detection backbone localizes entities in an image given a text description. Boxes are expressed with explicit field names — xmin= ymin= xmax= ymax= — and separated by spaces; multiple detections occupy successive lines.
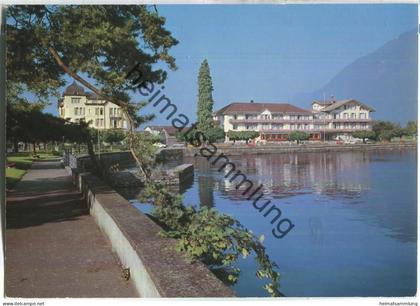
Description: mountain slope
xmin=295 ymin=30 xmax=417 ymax=124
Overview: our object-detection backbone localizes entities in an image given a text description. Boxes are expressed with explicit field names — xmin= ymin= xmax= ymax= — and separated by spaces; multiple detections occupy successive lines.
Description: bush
xmin=52 ymin=149 xmax=62 ymax=156
xmin=288 ymin=131 xmax=309 ymax=143
xmin=352 ymin=131 xmax=376 ymax=143
xmin=227 ymin=131 xmax=259 ymax=143
xmin=205 ymin=127 xmax=225 ymax=143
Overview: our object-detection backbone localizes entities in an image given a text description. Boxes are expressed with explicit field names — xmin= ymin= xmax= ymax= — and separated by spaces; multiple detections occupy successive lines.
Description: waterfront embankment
xmin=184 ymin=142 xmax=417 ymax=157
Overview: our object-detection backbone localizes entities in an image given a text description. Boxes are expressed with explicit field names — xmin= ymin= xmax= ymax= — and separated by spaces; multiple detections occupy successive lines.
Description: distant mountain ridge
xmin=294 ymin=30 xmax=418 ymax=124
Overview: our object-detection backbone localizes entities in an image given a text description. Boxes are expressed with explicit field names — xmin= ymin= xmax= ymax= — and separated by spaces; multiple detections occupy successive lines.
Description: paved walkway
xmin=5 ymin=160 xmax=137 ymax=298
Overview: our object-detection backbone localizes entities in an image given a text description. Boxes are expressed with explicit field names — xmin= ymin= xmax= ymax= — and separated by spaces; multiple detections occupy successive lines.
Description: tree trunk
xmin=13 ymin=140 xmax=19 ymax=153
xmin=32 ymin=142 xmax=37 ymax=156
xmin=87 ymin=138 xmax=99 ymax=174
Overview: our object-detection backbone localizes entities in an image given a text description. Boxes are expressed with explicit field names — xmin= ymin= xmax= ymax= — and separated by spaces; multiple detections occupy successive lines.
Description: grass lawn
xmin=6 ymin=152 xmax=60 ymax=189
xmin=7 ymin=152 xmax=59 ymax=168
xmin=7 ymin=155 xmax=34 ymax=170
xmin=6 ymin=167 xmax=27 ymax=189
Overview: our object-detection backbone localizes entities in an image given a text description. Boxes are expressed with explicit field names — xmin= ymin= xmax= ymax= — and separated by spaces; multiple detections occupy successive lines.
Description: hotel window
xmin=74 ymin=107 xmax=79 ymax=115
xmin=100 ymin=108 xmax=104 ymax=115
xmin=351 ymin=113 xmax=356 ymax=119
xmin=71 ymin=98 xmax=81 ymax=104
xmin=95 ymin=108 xmax=99 ymax=115
xmin=360 ymin=113 xmax=366 ymax=119
xmin=343 ymin=113 xmax=348 ymax=119
xmin=233 ymin=124 xmax=238 ymax=130
xmin=233 ymin=115 xmax=237 ymax=120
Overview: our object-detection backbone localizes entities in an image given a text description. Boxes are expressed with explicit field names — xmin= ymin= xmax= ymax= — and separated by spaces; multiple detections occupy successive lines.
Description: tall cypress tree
xmin=197 ymin=59 xmax=215 ymax=132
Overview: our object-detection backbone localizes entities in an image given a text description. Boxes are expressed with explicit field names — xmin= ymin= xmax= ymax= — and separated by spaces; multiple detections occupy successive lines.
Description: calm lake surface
xmin=124 ymin=149 xmax=417 ymax=297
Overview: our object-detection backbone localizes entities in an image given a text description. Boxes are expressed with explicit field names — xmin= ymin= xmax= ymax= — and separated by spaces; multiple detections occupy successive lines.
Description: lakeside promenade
xmin=5 ymin=159 xmax=137 ymax=297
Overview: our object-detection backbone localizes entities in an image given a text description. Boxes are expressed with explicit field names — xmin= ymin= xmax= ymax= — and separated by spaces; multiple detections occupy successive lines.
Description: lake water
xmin=123 ymin=149 xmax=417 ymax=297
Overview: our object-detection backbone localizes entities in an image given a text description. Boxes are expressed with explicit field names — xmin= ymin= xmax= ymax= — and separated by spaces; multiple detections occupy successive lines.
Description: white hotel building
xmin=214 ymin=98 xmax=375 ymax=142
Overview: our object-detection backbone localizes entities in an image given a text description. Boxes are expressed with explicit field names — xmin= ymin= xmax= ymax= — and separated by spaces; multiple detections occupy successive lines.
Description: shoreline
xmin=184 ymin=142 xmax=417 ymax=157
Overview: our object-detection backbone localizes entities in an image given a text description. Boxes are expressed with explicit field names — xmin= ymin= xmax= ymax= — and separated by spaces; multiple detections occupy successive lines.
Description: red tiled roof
xmin=215 ymin=102 xmax=311 ymax=115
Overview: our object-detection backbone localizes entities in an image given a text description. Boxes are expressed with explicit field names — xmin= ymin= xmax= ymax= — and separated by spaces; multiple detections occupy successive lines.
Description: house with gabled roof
xmin=214 ymin=98 xmax=375 ymax=142
xmin=58 ymin=81 xmax=129 ymax=130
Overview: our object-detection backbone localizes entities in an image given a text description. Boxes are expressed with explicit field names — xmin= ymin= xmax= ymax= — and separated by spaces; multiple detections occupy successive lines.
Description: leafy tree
xmin=372 ymin=121 xmax=396 ymax=141
xmin=392 ymin=126 xmax=406 ymax=139
xmin=6 ymin=100 xmax=92 ymax=154
xmin=288 ymin=131 xmax=309 ymax=144
xmin=176 ymin=129 xmax=199 ymax=145
xmin=197 ymin=59 xmax=215 ymax=133
xmin=205 ymin=127 xmax=225 ymax=143
xmin=102 ymin=129 xmax=126 ymax=148
xmin=405 ymin=121 xmax=417 ymax=136
xmin=7 ymin=5 xmax=178 ymax=173
xmin=352 ymin=131 xmax=376 ymax=144
xmin=227 ymin=131 xmax=259 ymax=144
xmin=379 ymin=130 xmax=395 ymax=142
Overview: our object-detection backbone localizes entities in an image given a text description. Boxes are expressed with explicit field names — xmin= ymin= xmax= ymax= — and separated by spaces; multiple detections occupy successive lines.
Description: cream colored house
xmin=58 ymin=81 xmax=129 ymax=130
xmin=214 ymin=98 xmax=375 ymax=142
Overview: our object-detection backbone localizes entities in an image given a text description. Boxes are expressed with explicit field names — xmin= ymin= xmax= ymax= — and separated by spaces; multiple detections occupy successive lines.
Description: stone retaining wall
xmin=63 ymin=150 xmax=194 ymax=188
xmin=68 ymin=168 xmax=235 ymax=298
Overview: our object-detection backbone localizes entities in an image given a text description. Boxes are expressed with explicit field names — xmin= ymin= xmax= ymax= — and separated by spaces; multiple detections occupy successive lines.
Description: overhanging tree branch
xmin=48 ymin=45 xmax=148 ymax=179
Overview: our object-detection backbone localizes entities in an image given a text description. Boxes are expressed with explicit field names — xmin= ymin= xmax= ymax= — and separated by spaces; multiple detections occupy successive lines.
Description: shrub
xmin=288 ymin=131 xmax=309 ymax=143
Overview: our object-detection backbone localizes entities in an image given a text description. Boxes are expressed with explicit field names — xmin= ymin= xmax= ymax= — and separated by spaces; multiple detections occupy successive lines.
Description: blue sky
xmin=44 ymin=4 xmax=417 ymax=125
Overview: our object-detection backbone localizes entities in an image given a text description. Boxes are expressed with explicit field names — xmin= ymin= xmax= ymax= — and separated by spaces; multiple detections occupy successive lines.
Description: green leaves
xmin=371 ymin=120 xmax=416 ymax=142
xmin=197 ymin=59 xmax=215 ymax=133
xmin=7 ymin=5 xmax=178 ymax=105
xmin=227 ymin=131 xmax=259 ymax=142
xmin=352 ymin=130 xmax=376 ymax=143
xmin=141 ymin=182 xmax=282 ymax=297
xmin=288 ymin=131 xmax=310 ymax=142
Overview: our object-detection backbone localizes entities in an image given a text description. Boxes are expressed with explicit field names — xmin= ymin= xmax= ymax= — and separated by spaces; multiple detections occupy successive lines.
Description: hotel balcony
xmin=259 ymin=127 xmax=372 ymax=133
xmin=229 ymin=118 xmax=325 ymax=124
xmin=229 ymin=118 xmax=372 ymax=124
xmin=330 ymin=118 xmax=372 ymax=123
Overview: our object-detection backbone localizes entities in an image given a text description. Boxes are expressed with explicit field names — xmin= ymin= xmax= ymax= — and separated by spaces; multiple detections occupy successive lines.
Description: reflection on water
xmin=127 ymin=149 xmax=417 ymax=297
xmin=188 ymin=151 xmax=372 ymax=203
